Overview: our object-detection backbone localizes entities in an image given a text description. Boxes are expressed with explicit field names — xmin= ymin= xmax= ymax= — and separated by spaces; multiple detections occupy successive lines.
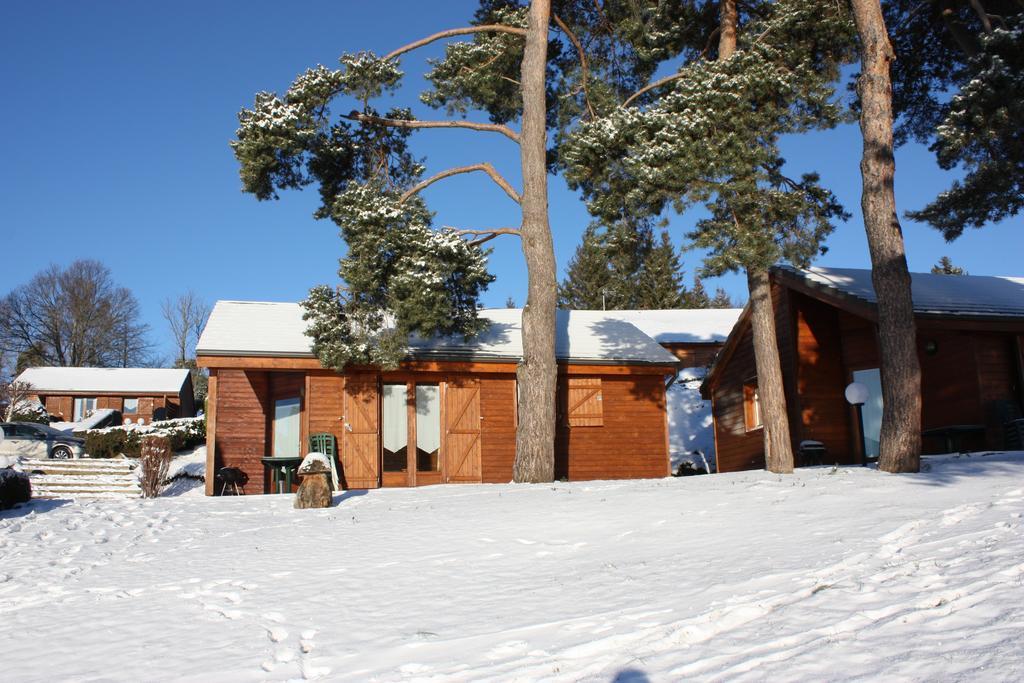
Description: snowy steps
xmin=24 ymin=458 xmax=141 ymax=498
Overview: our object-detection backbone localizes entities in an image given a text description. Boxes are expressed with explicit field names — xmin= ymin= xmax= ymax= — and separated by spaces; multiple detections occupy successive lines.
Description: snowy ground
xmin=3 ymin=453 xmax=1024 ymax=682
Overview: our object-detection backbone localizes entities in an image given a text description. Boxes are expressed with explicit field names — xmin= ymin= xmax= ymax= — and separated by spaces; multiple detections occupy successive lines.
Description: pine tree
xmin=931 ymin=256 xmax=967 ymax=275
xmin=636 ymin=231 xmax=686 ymax=309
xmin=561 ymin=0 xmax=853 ymax=472
xmin=709 ymin=288 xmax=734 ymax=308
xmin=234 ymin=1 xmax=642 ymax=483
xmin=687 ymin=276 xmax=712 ymax=308
xmin=558 ymin=224 xmax=613 ymax=309
xmin=851 ymin=0 xmax=921 ymax=473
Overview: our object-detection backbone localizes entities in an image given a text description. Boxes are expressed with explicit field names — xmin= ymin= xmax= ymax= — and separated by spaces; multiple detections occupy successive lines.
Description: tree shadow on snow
xmin=611 ymin=668 xmax=651 ymax=683
xmin=331 ymin=489 xmax=369 ymax=506
xmin=0 ymin=498 xmax=70 ymax=519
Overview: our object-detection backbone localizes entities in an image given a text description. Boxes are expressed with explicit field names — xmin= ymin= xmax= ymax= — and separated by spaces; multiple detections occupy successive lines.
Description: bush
xmin=139 ymin=435 xmax=172 ymax=498
xmin=84 ymin=417 xmax=205 ymax=458
xmin=0 ymin=468 xmax=31 ymax=510
xmin=9 ymin=400 xmax=49 ymax=425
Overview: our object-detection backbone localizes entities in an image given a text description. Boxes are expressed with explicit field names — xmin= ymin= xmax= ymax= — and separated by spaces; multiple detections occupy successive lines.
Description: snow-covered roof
xmin=197 ymin=301 xmax=679 ymax=366
xmin=782 ymin=265 xmax=1024 ymax=318
xmin=601 ymin=309 xmax=744 ymax=343
xmin=15 ymin=367 xmax=190 ymax=394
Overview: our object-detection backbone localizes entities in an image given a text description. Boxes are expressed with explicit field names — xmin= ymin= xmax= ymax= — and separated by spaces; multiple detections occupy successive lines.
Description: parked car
xmin=0 ymin=422 xmax=85 ymax=459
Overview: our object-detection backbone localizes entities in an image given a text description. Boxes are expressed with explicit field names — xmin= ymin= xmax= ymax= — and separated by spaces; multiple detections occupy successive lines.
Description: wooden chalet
xmin=196 ymin=302 xmax=681 ymax=494
xmin=16 ymin=367 xmax=195 ymax=424
xmin=703 ymin=266 xmax=1024 ymax=472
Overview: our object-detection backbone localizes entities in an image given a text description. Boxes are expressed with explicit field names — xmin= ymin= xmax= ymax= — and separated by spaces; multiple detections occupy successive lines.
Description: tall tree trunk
xmin=850 ymin=0 xmax=921 ymax=473
xmin=719 ymin=0 xmax=737 ymax=56
xmin=747 ymin=268 xmax=794 ymax=473
xmin=513 ymin=0 xmax=557 ymax=483
xmin=720 ymin=0 xmax=795 ymax=473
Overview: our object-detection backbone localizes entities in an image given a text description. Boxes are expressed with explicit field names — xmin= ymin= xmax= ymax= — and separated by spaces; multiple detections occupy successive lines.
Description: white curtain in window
xmin=416 ymin=385 xmax=441 ymax=455
xmin=382 ymin=385 xmax=408 ymax=453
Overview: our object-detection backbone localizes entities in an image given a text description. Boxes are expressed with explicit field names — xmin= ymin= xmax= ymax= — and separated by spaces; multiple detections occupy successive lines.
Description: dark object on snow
xmin=295 ymin=455 xmax=331 ymax=509
xmin=674 ymin=461 xmax=707 ymax=477
xmin=798 ymin=440 xmax=827 ymax=467
xmin=0 ymin=468 xmax=32 ymax=510
xmin=216 ymin=467 xmax=248 ymax=496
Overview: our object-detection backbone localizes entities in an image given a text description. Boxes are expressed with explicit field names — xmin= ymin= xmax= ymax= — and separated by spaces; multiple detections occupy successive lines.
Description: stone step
xmin=22 ymin=460 xmax=136 ymax=475
xmin=31 ymin=475 xmax=138 ymax=487
xmin=33 ymin=487 xmax=142 ymax=499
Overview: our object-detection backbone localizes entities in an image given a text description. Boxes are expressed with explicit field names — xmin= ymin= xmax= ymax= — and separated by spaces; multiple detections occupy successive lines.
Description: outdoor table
xmin=921 ymin=424 xmax=986 ymax=454
xmin=261 ymin=456 xmax=303 ymax=494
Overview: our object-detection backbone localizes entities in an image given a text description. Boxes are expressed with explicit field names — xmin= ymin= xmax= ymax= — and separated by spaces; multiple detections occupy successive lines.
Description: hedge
xmin=84 ymin=417 xmax=206 ymax=459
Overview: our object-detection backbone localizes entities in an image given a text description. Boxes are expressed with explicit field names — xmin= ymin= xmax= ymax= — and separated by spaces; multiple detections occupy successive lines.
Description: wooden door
xmin=342 ymin=374 xmax=380 ymax=489
xmin=444 ymin=378 xmax=482 ymax=483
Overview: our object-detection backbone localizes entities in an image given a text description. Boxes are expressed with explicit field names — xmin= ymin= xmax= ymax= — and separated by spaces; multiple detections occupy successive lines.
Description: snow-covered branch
xmin=383 ymin=25 xmax=527 ymax=61
xmin=343 ymin=110 xmax=520 ymax=142
xmin=400 ymin=164 xmax=521 ymax=204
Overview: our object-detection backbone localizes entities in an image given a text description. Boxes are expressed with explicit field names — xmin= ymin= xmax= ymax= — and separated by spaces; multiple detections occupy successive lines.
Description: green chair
xmin=308 ymin=433 xmax=340 ymax=490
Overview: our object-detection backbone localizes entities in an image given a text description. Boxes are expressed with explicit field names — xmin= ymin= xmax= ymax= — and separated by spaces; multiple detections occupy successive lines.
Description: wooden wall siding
xmin=793 ymin=294 xmax=856 ymax=463
xmin=307 ymin=372 xmax=345 ymax=466
xmin=44 ymin=396 xmax=72 ymax=421
xmin=971 ymin=333 xmax=1019 ymax=449
xmin=480 ymin=376 xmax=517 ymax=483
xmin=214 ymin=370 xmax=270 ymax=491
xmin=555 ymin=374 xmax=668 ymax=481
xmin=444 ymin=378 xmax=483 ymax=483
xmin=663 ymin=343 xmax=723 ymax=368
xmin=710 ymin=323 xmax=767 ymax=473
xmin=39 ymin=394 xmax=174 ymax=423
xmin=342 ymin=374 xmax=380 ymax=489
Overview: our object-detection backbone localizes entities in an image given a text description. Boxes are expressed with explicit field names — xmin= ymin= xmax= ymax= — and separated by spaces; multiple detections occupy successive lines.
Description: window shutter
xmin=566 ymin=378 xmax=603 ymax=427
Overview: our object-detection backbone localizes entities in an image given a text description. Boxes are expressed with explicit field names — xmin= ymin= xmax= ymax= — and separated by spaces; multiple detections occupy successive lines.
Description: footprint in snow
xmin=267 ymin=626 xmax=289 ymax=643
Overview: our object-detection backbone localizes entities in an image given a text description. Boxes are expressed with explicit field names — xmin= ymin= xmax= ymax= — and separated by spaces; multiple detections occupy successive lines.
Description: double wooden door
xmin=338 ymin=375 xmax=482 ymax=487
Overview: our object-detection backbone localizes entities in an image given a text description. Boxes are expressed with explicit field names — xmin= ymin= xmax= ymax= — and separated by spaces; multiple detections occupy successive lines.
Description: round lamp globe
xmin=845 ymin=381 xmax=870 ymax=406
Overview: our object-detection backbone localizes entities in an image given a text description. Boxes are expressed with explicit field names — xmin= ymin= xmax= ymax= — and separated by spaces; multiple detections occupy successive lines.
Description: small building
xmin=703 ymin=266 xmax=1024 ymax=472
xmin=196 ymin=302 xmax=680 ymax=494
xmin=15 ymin=367 xmax=196 ymax=424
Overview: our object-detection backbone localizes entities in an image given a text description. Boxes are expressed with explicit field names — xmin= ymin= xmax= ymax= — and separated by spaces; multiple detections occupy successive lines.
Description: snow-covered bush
xmin=84 ymin=417 xmax=206 ymax=458
xmin=139 ymin=435 xmax=172 ymax=498
xmin=9 ymin=400 xmax=49 ymax=425
xmin=0 ymin=468 xmax=31 ymax=510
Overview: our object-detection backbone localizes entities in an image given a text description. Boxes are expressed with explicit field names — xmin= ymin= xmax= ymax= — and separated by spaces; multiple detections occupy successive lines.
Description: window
xmin=382 ymin=384 xmax=408 ymax=472
xmin=852 ymin=368 xmax=883 ymax=458
xmin=272 ymin=397 xmax=301 ymax=457
xmin=565 ymin=378 xmax=603 ymax=427
xmin=415 ymin=384 xmax=441 ymax=472
xmin=743 ymin=382 xmax=762 ymax=431
xmin=123 ymin=398 xmax=138 ymax=414
xmin=73 ymin=397 xmax=96 ymax=422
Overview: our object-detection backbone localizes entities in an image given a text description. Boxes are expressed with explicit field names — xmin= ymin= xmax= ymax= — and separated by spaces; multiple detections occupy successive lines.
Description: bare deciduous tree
xmin=161 ymin=291 xmax=210 ymax=367
xmin=0 ymin=260 xmax=153 ymax=370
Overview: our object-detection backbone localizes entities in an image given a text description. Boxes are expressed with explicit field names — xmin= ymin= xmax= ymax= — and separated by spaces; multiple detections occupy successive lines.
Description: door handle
xmin=345 ymin=423 xmax=353 ymax=432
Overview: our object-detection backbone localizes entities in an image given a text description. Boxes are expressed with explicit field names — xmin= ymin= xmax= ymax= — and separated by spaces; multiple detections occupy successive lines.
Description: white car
xmin=0 ymin=422 xmax=85 ymax=459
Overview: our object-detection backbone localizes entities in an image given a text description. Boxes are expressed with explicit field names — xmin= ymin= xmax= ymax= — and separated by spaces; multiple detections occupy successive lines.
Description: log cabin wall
xmin=793 ymin=293 xmax=856 ymax=463
xmin=207 ymin=361 xmax=671 ymax=493
xmin=555 ymin=373 xmax=669 ymax=480
xmin=213 ymin=369 xmax=270 ymax=490
xmin=39 ymin=393 xmax=173 ymax=423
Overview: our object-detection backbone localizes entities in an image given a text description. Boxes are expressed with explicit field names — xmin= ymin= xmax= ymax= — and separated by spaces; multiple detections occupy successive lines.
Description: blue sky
xmin=2 ymin=1 xmax=1021 ymax=363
